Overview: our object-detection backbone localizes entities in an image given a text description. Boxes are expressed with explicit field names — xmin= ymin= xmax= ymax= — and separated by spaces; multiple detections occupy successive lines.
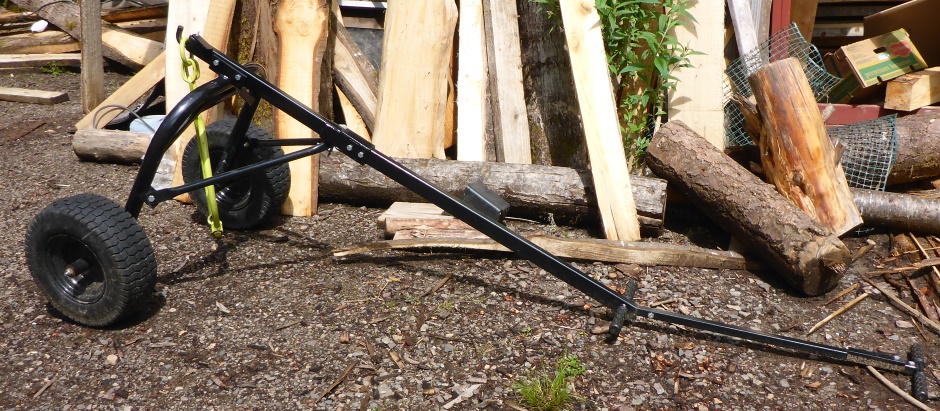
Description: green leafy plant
xmin=512 ymin=353 xmax=586 ymax=410
xmin=596 ymin=0 xmax=698 ymax=168
xmin=41 ymin=61 xmax=66 ymax=77
xmin=530 ymin=0 xmax=698 ymax=168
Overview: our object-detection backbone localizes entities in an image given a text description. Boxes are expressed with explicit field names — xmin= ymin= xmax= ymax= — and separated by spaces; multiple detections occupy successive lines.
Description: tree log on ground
xmin=647 ymin=120 xmax=850 ymax=296
xmin=72 ymin=129 xmax=149 ymax=164
xmin=852 ymin=188 xmax=940 ymax=235
xmin=888 ymin=109 xmax=940 ymax=186
xmin=319 ymin=155 xmax=665 ymax=233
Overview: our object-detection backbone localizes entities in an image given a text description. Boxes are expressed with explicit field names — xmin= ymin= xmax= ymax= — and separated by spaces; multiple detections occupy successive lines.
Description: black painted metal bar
xmin=144 ymin=142 xmax=332 ymax=206
xmin=124 ymin=77 xmax=238 ymax=217
xmin=174 ymin=33 xmax=919 ymax=377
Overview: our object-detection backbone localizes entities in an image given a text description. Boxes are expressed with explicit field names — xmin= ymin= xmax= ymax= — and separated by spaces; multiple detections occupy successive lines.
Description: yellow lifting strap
xmin=179 ymin=36 xmax=223 ymax=237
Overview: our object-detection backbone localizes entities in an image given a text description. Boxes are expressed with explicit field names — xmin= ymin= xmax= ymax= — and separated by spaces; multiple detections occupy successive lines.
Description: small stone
xmin=106 ymin=355 xmax=118 ymax=366
xmin=442 ymin=343 xmax=455 ymax=352
xmin=896 ymin=320 xmax=914 ymax=329
xmin=779 ymin=379 xmax=789 ymax=388
xmin=377 ymin=384 xmax=394 ymax=399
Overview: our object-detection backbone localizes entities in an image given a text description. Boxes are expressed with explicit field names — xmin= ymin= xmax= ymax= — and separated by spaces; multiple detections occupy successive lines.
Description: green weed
xmin=512 ymin=354 xmax=586 ymax=410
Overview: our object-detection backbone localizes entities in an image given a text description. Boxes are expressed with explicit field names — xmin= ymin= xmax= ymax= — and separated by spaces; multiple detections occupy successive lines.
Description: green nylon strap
xmin=179 ymin=36 xmax=223 ymax=237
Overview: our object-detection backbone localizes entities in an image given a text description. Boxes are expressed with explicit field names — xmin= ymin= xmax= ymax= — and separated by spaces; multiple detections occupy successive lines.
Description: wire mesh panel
xmin=828 ymin=114 xmax=898 ymax=192
xmin=723 ymin=22 xmax=840 ymax=147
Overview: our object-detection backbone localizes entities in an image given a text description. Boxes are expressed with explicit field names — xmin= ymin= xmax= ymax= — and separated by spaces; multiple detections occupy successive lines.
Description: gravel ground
xmin=0 ymin=67 xmax=938 ymax=411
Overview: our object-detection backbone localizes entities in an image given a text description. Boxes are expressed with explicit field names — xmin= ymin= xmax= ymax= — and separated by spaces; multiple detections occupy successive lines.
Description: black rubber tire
xmin=24 ymin=194 xmax=157 ymax=327
xmin=181 ymin=118 xmax=290 ymax=230
xmin=909 ymin=343 xmax=929 ymax=402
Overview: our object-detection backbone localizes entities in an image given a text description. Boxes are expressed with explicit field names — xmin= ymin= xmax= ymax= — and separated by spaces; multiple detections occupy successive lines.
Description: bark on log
xmin=749 ymin=58 xmax=862 ymax=236
xmin=853 ymin=188 xmax=940 ymax=235
xmin=515 ymin=0 xmax=587 ymax=169
xmin=647 ymin=120 xmax=850 ymax=296
xmin=72 ymin=129 xmax=149 ymax=164
xmin=888 ymin=110 xmax=940 ymax=186
xmin=319 ymin=155 xmax=666 ymax=233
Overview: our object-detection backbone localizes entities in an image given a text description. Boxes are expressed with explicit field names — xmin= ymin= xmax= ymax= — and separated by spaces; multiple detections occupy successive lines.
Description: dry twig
xmin=807 ymin=292 xmax=870 ymax=335
xmin=865 ymin=366 xmax=934 ymax=411
xmin=822 ymin=283 xmax=859 ymax=306
xmin=313 ymin=361 xmax=357 ymax=404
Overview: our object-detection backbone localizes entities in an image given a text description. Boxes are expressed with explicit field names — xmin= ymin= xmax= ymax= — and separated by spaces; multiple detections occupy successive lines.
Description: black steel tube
xmin=124 ymin=77 xmax=237 ymax=217
xmin=144 ymin=142 xmax=332 ymax=206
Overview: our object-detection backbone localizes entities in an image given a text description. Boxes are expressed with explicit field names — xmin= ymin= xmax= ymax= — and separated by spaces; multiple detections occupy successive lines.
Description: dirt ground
xmin=0 ymin=67 xmax=938 ymax=411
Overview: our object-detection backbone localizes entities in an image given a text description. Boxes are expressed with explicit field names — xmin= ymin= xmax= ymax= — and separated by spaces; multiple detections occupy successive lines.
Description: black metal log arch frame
xmin=124 ymin=29 xmax=925 ymax=388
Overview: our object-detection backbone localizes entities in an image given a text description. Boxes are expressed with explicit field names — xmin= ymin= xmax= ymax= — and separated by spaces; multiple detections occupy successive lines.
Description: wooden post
xmin=79 ymin=0 xmax=103 ymax=114
xmin=647 ymin=121 xmax=850 ymax=296
xmin=559 ymin=0 xmax=640 ymax=241
xmin=456 ymin=0 xmax=487 ymax=162
xmin=371 ymin=0 xmax=458 ymax=159
xmin=481 ymin=0 xmax=531 ymax=164
xmin=275 ymin=0 xmax=331 ymax=216
xmin=748 ymin=58 xmax=862 ymax=236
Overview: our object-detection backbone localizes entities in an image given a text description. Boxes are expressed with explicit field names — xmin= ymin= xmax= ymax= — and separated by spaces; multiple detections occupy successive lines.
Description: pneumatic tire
xmin=25 ymin=194 xmax=157 ymax=327
xmin=181 ymin=118 xmax=290 ymax=230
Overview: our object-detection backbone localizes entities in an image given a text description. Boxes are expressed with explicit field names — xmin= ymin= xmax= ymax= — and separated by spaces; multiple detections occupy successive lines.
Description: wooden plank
xmin=667 ymin=0 xmax=725 ymax=148
xmin=728 ymin=0 xmax=761 ymax=57
xmin=0 ymin=86 xmax=68 ymax=104
xmin=456 ymin=0 xmax=487 ymax=162
xmin=371 ymin=0 xmax=457 ymax=159
xmin=0 ymin=53 xmax=80 ymax=68
xmin=559 ymin=0 xmax=640 ymax=242
xmin=274 ymin=0 xmax=331 ymax=216
xmin=481 ymin=0 xmax=530 ymax=164
xmin=10 ymin=0 xmax=162 ymax=70
xmin=80 ymin=0 xmax=104 ymax=114
xmin=331 ymin=8 xmax=377 ymax=134
xmin=75 ymin=51 xmax=165 ymax=130
xmin=336 ymin=87 xmax=371 ymax=140
xmin=334 ymin=233 xmax=758 ymax=271
xmin=0 ymin=31 xmax=78 ymax=54
xmin=164 ymin=0 xmax=236 ymax=201
xmin=885 ymin=67 xmax=940 ymax=112
xmin=790 ymin=0 xmax=819 ymax=41
xmin=751 ymin=0 xmax=772 ymax=44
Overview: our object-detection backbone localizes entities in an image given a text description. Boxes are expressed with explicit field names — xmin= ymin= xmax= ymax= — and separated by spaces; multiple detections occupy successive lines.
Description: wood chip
xmin=32 ymin=373 xmax=58 ymax=399
xmin=389 ymin=349 xmax=405 ymax=370
xmin=216 ymin=301 xmax=231 ymax=314
xmin=276 ymin=319 xmax=303 ymax=331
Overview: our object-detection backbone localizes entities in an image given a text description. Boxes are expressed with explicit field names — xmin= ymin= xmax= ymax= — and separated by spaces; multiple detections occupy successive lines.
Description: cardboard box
xmin=825 ymin=29 xmax=926 ymax=103
xmin=865 ymin=0 xmax=940 ymax=67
